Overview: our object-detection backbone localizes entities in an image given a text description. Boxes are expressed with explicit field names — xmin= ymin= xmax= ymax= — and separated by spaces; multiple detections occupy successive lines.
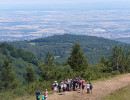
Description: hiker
xmin=45 ymin=89 xmax=48 ymax=100
xmin=42 ymin=92 xmax=45 ymax=100
xmin=63 ymin=82 xmax=67 ymax=95
xmin=79 ymin=78 xmax=82 ymax=91
xmin=51 ymin=84 xmax=54 ymax=91
xmin=70 ymin=79 xmax=73 ymax=91
xmin=58 ymin=82 xmax=62 ymax=93
xmin=82 ymin=80 xmax=85 ymax=93
xmin=75 ymin=78 xmax=79 ymax=91
xmin=53 ymin=81 xmax=58 ymax=93
xmin=89 ymin=82 xmax=93 ymax=94
xmin=86 ymin=82 xmax=90 ymax=94
xmin=66 ymin=79 xmax=70 ymax=91
xmin=73 ymin=79 xmax=76 ymax=91
xmin=35 ymin=89 xmax=40 ymax=100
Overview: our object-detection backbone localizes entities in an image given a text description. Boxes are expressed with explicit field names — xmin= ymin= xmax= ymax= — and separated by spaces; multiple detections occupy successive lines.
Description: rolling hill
xmin=9 ymin=34 xmax=130 ymax=64
xmin=0 ymin=42 xmax=41 ymax=83
xmin=114 ymin=37 xmax=130 ymax=44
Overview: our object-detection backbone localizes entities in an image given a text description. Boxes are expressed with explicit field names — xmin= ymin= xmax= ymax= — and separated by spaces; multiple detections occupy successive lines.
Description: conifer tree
xmin=25 ymin=67 xmax=37 ymax=83
xmin=110 ymin=46 xmax=125 ymax=72
xmin=0 ymin=59 xmax=18 ymax=90
xmin=45 ymin=51 xmax=54 ymax=66
xmin=67 ymin=42 xmax=88 ymax=72
xmin=99 ymin=56 xmax=107 ymax=64
xmin=125 ymin=51 xmax=130 ymax=72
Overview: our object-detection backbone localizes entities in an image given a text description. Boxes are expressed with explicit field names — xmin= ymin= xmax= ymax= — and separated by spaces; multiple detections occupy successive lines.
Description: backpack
xmin=51 ymin=84 xmax=54 ymax=89
xmin=82 ymin=80 xmax=85 ymax=86
xmin=54 ymin=83 xmax=57 ymax=86
xmin=90 ymin=84 xmax=93 ymax=88
xmin=38 ymin=95 xmax=40 ymax=99
xmin=80 ymin=80 xmax=82 ymax=84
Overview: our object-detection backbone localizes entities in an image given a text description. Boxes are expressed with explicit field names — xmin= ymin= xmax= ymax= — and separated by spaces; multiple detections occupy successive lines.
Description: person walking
xmin=63 ymin=82 xmax=67 ymax=95
xmin=45 ymin=89 xmax=48 ymax=100
xmin=89 ymin=82 xmax=93 ymax=94
xmin=35 ymin=89 xmax=40 ymax=100
xmin=53 ymin=81 xmax=58 ymax=93
xmin=79 ymin=79 xmax=82 ymax=91
xmin=58 ymin=82 xmax=62 ymax=93
xmin=82 ymin=80 xmax=85 ymax=93
xmin=86 ymin=83 xmax=90 ymax=94
xmin=42 ymin=92 xmax=45 ymax=100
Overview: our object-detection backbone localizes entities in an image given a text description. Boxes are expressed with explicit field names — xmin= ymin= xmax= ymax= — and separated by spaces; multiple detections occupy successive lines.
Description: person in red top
xmin=82 ymin=80 xmax=85 ymax=93
xmin=79 ymin=79 xmax=82 ymax=91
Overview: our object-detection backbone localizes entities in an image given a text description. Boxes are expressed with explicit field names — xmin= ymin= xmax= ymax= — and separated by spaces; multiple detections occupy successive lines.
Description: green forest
xmin=9 ymin=34 xmax=130 ymax=64
xmin=0 ymin=34 xmax=130 ymax=100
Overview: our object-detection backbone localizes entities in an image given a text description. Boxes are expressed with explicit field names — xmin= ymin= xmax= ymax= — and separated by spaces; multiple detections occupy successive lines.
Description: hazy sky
xmin=0 ymin=0 xmax=130 ymax=10
xmin=1 ymin=0 xmax=130 ymax=4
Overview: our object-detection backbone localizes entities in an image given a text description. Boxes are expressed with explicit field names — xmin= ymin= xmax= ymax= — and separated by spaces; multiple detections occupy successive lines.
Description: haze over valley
xmin=0 ymin=9 xmax=130 ymax=42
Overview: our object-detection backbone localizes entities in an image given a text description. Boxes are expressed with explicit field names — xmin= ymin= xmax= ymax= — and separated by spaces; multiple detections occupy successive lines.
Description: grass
xmin=28 ymin=43 xmax=36 ymax=46
xmin=91 ymin=73 xmax=129 ymax=84
xmin=15 ymin=95 xmax=35 ymax=100
xmin=102 ymin=85 xmax=130 ymax=100
xmin=15 ymin=73 xmax=130 ymax=100
xmin=15 ymin=91 xmax=53 ymax=100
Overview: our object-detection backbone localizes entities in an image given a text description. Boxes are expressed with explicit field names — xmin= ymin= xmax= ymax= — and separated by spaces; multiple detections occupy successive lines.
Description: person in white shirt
xmin=86 ymin=83 xmax=90 ymax=94
xmin=53 ymin=81 xmax=58 ymax=93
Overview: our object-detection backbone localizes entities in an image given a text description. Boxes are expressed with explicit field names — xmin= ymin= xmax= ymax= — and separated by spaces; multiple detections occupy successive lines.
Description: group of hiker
xmin=35 ymin=77 xmax=93 ymax=100
xmin=35 ymin=89 xmax=48 ymax=100
xmin=51 ymin=77 xmax=93 ymax=94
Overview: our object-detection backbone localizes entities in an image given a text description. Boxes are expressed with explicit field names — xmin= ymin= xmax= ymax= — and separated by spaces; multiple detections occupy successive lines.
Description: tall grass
xmin=102 ymin=85 xmax=130 ymax=100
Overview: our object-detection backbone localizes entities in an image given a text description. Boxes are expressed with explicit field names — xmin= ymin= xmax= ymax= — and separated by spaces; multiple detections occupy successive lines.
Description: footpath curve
xmin=48 ymin=74 xmax=130 ymax=100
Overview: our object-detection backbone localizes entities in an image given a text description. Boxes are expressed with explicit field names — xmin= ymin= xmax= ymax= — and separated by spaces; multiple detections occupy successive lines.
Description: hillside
xmin=16 ymin=74 xmax=130 ymax=100
xmin=0 ymin=43 xmax=41 ymax=83
xmin=114 ymin=37 xmax=130 ymax=44
xmin=10 ymin=34 xmax=130 ymax=64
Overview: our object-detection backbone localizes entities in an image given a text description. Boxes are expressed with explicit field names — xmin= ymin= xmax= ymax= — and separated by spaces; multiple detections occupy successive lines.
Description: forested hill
xmin=10 ymin=34 xmax=130 ymax=64
xmin=0 ymin=43 xmax=41 ymax=82
xmin=114 ymin=37 xmax=130 ymax=44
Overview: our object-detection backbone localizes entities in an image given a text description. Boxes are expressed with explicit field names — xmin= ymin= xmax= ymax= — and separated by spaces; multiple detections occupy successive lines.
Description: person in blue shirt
xmin=35 ymin=89 xmax=40 ymax=100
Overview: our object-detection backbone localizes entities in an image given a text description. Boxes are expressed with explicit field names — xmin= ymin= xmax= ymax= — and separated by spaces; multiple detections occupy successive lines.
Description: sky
xmin=1 ymin=0 xmax=130 ymax=4
xmin=0 ymin=0 xmax=130 ymax=10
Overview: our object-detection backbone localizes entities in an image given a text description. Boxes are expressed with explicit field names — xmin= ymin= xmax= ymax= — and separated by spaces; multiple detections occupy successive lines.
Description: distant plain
xmin=0 ymin=10 xmax=130 ymax=41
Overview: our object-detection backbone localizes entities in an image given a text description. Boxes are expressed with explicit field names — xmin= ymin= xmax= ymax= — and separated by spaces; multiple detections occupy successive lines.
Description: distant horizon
xmin=0 ymin=0 xmax=130 ymax=42
xmin=0 ymin=1 xmax=130 ymax=11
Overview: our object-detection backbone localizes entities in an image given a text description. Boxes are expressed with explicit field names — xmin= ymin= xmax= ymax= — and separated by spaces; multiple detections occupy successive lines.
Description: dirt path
xmin=48 ymin=74 xmax=130 ymax=100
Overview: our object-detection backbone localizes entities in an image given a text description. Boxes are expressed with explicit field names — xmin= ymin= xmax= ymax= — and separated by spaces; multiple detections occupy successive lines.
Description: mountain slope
xmin=0 ymin=43 xmax=40 ymax=83
xmin=10 ymin=34 xmax=130 ymax=64
xmin=114 ymin=37 xmax=130 ymax=44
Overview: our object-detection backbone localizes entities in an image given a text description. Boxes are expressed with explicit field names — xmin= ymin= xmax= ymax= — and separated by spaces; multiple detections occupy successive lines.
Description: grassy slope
xmin=102 ymin=85 xmax=130 ymax=100
xmin=15 ymin=73 xmax=129 ymax=100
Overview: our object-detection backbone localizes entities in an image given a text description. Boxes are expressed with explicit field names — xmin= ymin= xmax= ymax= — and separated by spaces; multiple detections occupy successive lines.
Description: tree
xmin=110 ymin=46 xmax=127 ymax=73
xmin=125 ymin=51 xmax=130 ymax=72
xmin=45 ymin=51 xmax=54 ymax=66
xmin=67 ymin=42 xmax=88 ymax=72
xmin=99 ymin=56 xmax=107 ymax=64
xmin=25 ymin=67 xmax=37 ymax=83
xmin=0 ymin=59 xmax=18 ymax=90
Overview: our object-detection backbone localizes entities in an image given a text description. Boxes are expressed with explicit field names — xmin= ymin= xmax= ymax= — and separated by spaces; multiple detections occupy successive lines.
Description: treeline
xmin=0 ymin=43 xmax=39 ymax=65
xmin=0 ymin=42 xmax=130 ymax=100
xmin=10 ymin=34 xmax=130 ymax=64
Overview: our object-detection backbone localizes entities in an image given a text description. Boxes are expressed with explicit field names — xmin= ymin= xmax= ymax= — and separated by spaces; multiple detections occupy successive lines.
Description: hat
xmin=54 ymin=81 xmax=57 ymax=82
